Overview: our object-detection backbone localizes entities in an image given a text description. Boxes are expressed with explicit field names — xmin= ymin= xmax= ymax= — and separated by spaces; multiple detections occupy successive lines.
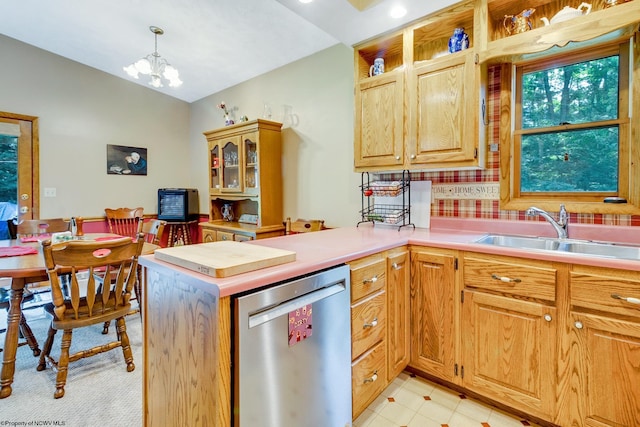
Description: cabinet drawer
xmin=351 ymin=290 xmax=386 ymax=360
xmin=352 ymin=340 xmax=387 ymax=418
xmin=571 ymin=265 xmax=640 ymax=319
xmin=463 ymin=253 xmax=557 ymax=302
xmin=216 ymin=231 xmax=234 ymax=241
xmin=234 ymin=234 xmax=253 ymax=242
xmin=349 ymin=254 xmax=386 ymax=303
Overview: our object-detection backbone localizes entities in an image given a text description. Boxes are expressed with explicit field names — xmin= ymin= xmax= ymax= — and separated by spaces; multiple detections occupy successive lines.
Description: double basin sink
xmin=474 ymin=234 xmax=640 ymax=261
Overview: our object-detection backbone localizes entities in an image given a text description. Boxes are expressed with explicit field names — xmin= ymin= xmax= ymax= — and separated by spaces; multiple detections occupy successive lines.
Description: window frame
xmin=500 ymin=37 xmax=640 ymax=215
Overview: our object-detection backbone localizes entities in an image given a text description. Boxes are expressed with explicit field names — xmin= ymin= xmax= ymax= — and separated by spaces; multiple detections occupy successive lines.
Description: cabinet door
xmin=410 ymin=248 xmax=458 ymax=382
xmin=219 ymin=136 xmax=243 ymax=193
xmin=387 ymin=248 xmax=410 ymax=380
xmin=570 ymin=311 xmax=640 ymax=427
xmin=354 ymin=72 xmax=404 ymax=169
xmin=208 ymin=141 xmax=221 ymax=193
xmin=201 ymin=228 xmax=216 ymax=243
xmin=408 ymin=52 xmax=477 ymax=167
xmin=461 ymin=290 xmax=556 ymax=420
xmin=242 ymin=131 xmax=259 ymax=196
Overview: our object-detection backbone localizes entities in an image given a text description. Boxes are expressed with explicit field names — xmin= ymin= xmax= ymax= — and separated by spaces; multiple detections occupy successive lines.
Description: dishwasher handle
xmin=248 ymin=282 xmax=346 ymax=329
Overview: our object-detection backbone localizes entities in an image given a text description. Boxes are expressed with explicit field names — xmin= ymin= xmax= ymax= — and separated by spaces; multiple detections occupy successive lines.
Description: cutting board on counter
xmin=153 ymin=241 xmax=296 ymax=278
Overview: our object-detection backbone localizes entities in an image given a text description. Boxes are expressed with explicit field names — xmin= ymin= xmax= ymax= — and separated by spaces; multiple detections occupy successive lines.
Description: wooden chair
xmin=37 ymin=234 xmax=145 ymax=398
xmin=0 ymin=218 xmax=71 ymax=357
xmin=141 ymin=219 xmax=166 ymax=245
xmin=104 ymin=207 xmax=144 ymax=237
xmin=17 ymin=218 xmax=70 ymax=236
xmin=284 ymin=217 xmax=325 ymax=234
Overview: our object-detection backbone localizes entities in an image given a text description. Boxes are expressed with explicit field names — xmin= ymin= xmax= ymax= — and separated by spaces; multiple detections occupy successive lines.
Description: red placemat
xmin=20 ymin=234 xmax=51 ymax=243
xmin=0 ymin=246 xmax=38 ymax=257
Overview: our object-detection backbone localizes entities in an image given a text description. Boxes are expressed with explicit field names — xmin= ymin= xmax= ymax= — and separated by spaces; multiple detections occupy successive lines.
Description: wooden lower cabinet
xmin=567 ymin=265 xmax=640 ymax=427
xmin=349 ymin=247 xmax=411 ymax=419
xmin=569 ymin=311 xmax=640 ymax=426
xmin=386 ymin=247 xmax=410 ymax=381
xmin=409 ymin=247 xmax=458 ymax=383
xmin=461 ymin=290 xmax=557 ymax=420
xmin=199 ymin=222 xmax=284 ymax=243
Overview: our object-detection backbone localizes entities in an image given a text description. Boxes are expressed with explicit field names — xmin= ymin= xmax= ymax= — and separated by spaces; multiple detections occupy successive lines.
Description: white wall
xmin=1 ymin=35 xmax=361 ymax=227
xmin=190 ymin=44 xmax=362 ymax=228
xmin=0 ymin=34 xmax=191 ymax=218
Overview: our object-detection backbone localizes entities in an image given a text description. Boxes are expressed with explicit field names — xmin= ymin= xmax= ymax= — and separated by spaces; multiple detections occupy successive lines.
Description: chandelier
xmin=123 ymin=26 xmax=182 ymax=88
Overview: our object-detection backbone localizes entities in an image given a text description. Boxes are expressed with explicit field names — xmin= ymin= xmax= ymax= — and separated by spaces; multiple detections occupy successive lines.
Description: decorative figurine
xmin=217 ymin=101 xmax=234 ymax=126
xmin=448 ymin=28 xmax=469 ymax=53
xmin=504 ymin=8 xmax=536 ymax=35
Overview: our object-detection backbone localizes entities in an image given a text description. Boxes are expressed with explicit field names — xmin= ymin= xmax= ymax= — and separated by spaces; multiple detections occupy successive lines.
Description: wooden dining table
xmin=0 ymin=233 xmax=159 ymax=399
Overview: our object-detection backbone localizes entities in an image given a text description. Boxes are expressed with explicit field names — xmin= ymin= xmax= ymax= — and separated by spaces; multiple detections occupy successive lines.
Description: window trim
xmin=499 ymin=37 xmax=640 ymax=215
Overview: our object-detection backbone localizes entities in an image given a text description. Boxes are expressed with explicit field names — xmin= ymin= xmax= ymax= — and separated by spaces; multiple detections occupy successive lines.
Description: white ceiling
xmin=0 ymin=0 xmax=456 ymax=103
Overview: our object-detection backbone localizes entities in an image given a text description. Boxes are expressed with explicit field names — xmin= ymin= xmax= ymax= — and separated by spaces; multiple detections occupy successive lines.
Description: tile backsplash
xmin=382 ymin=66 xmax=640 ymax=227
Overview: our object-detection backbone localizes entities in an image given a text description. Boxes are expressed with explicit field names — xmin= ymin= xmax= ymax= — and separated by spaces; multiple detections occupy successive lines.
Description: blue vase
xmin=448 ymin=28 xmax=469 ymax=53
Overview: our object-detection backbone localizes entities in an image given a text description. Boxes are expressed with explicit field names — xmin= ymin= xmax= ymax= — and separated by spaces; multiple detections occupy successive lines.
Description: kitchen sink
xmin=474 ymin=234 xmax=640 ymax=261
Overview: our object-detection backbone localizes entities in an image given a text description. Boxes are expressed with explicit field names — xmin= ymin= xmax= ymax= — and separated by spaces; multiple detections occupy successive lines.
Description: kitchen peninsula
xmin=139 ymin=219 xmax=640 ymax=427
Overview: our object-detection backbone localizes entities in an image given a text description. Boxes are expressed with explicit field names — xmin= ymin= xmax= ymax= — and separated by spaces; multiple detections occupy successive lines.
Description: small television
xmin=158 ymin=188 xmax=199 ymax=222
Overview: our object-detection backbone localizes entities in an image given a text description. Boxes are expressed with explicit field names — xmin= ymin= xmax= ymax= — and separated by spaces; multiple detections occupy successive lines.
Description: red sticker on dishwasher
xmin=288 ymin=304 xmax=312 ymax=346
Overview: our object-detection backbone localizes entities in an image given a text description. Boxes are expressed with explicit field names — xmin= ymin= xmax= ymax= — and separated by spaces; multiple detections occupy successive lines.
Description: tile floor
xmin=354 ymin=372 xmax=542 ymax=427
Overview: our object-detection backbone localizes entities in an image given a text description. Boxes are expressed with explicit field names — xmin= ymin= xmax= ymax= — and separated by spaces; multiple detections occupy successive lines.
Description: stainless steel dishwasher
xmin=234 ymin=264 xmax=352 ymax=427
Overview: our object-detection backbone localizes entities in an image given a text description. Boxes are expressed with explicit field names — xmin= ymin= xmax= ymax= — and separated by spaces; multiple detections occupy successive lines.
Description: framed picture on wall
xmin=107 ymin=144 xmax=147 ymax=176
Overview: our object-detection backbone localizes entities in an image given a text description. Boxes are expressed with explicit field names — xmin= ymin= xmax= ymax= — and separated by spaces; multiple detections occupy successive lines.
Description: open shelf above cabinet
xmin=479 ymin=0 xmax=640 ymax=63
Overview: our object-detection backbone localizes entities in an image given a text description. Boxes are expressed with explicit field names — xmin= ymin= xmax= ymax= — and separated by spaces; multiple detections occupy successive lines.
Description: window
xmin=501 ymin=39 xmax=639 ymax=215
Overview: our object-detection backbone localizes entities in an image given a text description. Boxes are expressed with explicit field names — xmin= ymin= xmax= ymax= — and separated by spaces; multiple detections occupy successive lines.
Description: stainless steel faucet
xmin=526 ymin=204 xmax=569 ymax=239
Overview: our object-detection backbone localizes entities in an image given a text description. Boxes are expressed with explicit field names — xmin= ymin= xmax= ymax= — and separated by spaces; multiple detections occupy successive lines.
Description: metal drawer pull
xmin=364 ymin=370 xmax=378 ymax=383
xmin=611 ymin=294 xmax=640 ymax=305
xmin=363 ymin=318 xmax=378 ymax=329
xmin=363 ymin=275 xmax=378 ymax=284
xmin=391 ymin=262 xmax=402 ymax=270
xmin=491 ymin=274 xmax=521 ymax=283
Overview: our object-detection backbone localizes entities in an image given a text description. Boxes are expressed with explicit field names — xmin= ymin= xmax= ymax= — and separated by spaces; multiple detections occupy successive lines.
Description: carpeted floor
xmin=0 ymin=307 xmax=142 ymax=427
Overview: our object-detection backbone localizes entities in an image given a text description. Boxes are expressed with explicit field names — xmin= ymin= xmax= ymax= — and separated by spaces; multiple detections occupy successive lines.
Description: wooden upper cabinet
xmin=353 ymin=1 xmax=485 ymax=172
xmin=353 ymin=32 xmax=405 ymax=170
xmin=409 ymin=52 xmax=479 ymax=168
xmin=354 ymin=72 xmax=405 ymax=169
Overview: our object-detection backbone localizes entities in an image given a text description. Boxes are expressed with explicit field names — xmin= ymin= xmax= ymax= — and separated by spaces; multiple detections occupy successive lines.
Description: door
xmin=570 ymin=311 xmax=640 ymax=427
xmin=410 ymin=248 xmax=458 ymax=382
xmin=409 ymin=52 xmax=477 ymax=167
xmin=354 ymin=72 xmax=404 ymax=169
xmin=462 ymin=290 xmax=557 ymax=420
xmin=0 ymin=112 xmax=38 ymax=238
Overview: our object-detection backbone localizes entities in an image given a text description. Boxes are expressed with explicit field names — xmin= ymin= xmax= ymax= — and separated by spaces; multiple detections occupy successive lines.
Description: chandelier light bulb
xmin=123 ymin=26 xmax=182 ymax=89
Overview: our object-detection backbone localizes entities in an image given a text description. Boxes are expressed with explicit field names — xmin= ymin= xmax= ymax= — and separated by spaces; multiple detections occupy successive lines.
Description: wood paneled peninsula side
xmin=139 ymin=220 xmax=640 ymax=427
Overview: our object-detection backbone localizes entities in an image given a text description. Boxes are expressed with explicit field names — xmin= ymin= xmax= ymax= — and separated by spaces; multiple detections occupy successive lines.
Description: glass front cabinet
xmin=202 ymin=119 xmax=285 ymax=241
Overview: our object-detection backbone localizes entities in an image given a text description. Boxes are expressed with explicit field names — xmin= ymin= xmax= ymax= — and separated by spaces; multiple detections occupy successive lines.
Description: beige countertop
xmin=139 ymin=217 xmax=640 ymax=297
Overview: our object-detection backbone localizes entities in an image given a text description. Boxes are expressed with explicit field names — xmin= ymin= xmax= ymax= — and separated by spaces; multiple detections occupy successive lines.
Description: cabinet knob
xmin=574 ymin=321 xmax=584 ymax=329
xmin=221 ymin=235 xmax=228 ymax=240
xmin=363 ymin=317 xmax=378 ymax=329
xmin=363 ymin=370 xmax=378 ymax=383
xmin=410 ymin=154 xmax=416 ymax=159
xmin=363 ymin=275 xmax=378 ymax=284
xmin=395 ymin=156 xmax=401 ymax=160
xmin=391 ymin=262 xmax=402 ymax=270
xmin=544 ymin=314 xmax=552 ymax=322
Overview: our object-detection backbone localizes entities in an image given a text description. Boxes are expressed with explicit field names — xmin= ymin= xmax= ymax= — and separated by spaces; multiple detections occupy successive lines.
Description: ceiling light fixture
xmin=123 ymin=26 xmax=182 ymax=88
xmin=389 ymin=5 xmax=407 ymax=18
xmin=298 ymin=0 xmax=313 ymax=3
